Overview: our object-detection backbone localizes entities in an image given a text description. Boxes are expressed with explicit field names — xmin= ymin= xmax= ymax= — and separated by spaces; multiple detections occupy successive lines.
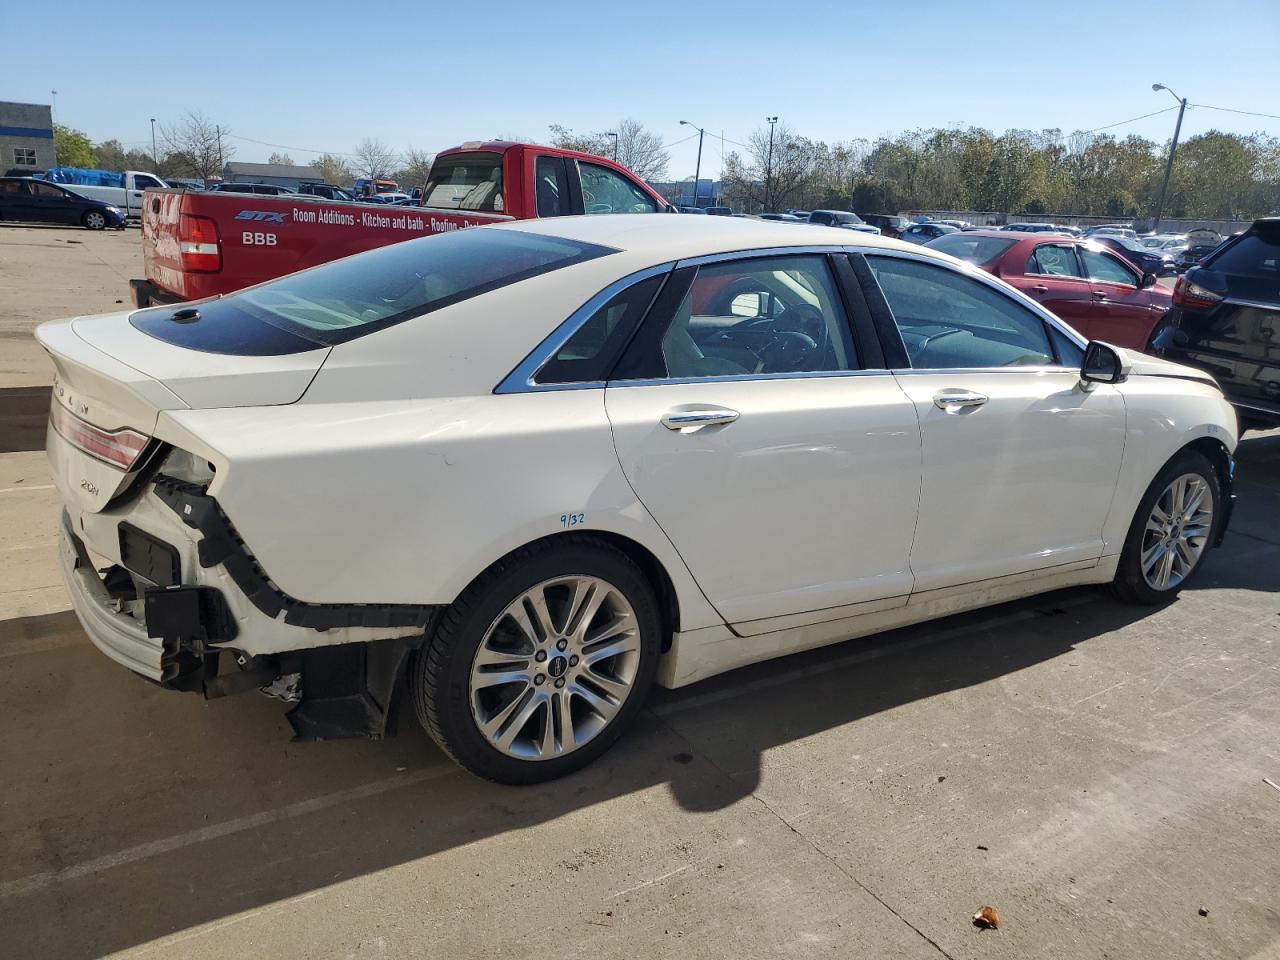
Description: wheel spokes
xmin=469 ymin=573 xmax=642 ymax=761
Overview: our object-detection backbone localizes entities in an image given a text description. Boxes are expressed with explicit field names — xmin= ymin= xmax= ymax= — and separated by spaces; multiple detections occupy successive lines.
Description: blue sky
xmin=6 ymin=0 xmax=1278 ymax=180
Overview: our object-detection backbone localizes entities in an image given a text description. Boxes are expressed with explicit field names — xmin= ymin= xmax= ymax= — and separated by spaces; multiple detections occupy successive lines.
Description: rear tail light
xmin=1172 ymin=275 xmax=1223 ymax=309
xmin=178 ymin=214 xmax=221 ymax=272
xmin=50 ymin=401 xmax=150 ymax=470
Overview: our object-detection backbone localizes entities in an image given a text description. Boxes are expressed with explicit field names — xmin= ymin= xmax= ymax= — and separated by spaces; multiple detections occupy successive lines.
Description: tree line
xmin=719 ymin=122 xmax=1280 ymax=220
xmin=53 ymin=111 xmax=1278 ymax=221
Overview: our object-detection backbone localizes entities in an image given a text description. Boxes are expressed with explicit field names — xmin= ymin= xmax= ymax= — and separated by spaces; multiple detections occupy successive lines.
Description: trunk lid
xmin=37 ymin=311 xmax=328 ymax=513
xmin=70 ymin=309 xmax=329 ymax=408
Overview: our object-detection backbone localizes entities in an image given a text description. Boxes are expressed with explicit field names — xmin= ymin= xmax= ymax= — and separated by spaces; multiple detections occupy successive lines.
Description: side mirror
xmin=1081 ymin=341 xmax=1129 ymax=385
xmin=1140 ymin=272 xmax=1158 ymax=288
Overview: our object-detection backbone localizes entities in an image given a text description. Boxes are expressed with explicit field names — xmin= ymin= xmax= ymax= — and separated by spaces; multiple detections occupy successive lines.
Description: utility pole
xmin=680 ymin=120 xmax=706 ymax=208
xmin=216 ymin=124 xmax=223 ymax=177
xmin=150 ymin=118 xmax=158 ymax=170
xmin=606 ymin=131 xmax=618 ymax=162
xmin=1151 ymin=83 xmax=1187 ymax=233
xmin=765 ymin=116 xmax=778 ymax=213
xmin=50 ymin=90 xmax=58 ymax=165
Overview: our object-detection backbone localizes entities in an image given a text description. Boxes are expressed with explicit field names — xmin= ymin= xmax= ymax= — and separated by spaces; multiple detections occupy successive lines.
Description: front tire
xmin=1112 ymin=450 xmax=1220 ymax=604
xmin=82 ymin=210 xmax=107 ymax=231
xmin=410 ymin=537 xmax=661 ymax=784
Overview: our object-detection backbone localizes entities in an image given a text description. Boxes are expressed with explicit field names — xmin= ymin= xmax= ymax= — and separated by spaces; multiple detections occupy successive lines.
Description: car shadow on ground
xmin=3 ymin=431 xmax=1276 ymax=959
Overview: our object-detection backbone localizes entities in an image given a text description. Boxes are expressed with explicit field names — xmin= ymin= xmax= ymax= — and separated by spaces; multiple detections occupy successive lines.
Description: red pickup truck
xmin=130 ymin=141 xmax=671 ymax=306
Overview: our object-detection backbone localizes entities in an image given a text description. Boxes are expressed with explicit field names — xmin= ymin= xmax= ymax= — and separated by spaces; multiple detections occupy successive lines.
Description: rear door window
xmin=534 ymin=156 xmax=570 ymax=218
xmin=422 ymin=152 xmax=505 ymax=212
xmin=131 ymin=229 xmax=616 ymax=354
xmin=1028 ymin=244 xmax=1084 ymax=277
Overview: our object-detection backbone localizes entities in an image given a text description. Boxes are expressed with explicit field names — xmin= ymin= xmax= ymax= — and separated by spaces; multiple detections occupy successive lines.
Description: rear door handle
xmin=661 ymin=408 xmax=740 ymax=431
xmin=933 ymin=391 xmax=988 ymax=412
xmin=1032 ymin=284 xmax=1049 ymax=293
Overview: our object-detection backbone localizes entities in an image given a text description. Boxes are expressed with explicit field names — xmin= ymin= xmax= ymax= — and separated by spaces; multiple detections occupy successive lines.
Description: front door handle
xmin=661 ymin=408 xmax=740 ymax=431
xmin=1032 ymin=284 xmax=1049 ymax=293
xmin=933 ymin=391 xmax=988 ymax=412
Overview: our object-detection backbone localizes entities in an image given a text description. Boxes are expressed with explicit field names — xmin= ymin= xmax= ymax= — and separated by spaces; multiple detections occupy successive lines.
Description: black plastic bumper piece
xmin=287 ymin=638 xmax=416 ymax=741
xmin=152 ymin=474 xmax=437 ymax=631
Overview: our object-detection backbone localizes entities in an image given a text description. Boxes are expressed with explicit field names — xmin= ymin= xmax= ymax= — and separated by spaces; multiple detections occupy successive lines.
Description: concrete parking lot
xmin=1 ymin=226 xmax=1278 ymax=960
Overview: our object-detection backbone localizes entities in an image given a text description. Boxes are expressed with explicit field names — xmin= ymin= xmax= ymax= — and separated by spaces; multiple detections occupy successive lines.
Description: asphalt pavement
xmin=1 ymin=226 xmax=1277 ymax=960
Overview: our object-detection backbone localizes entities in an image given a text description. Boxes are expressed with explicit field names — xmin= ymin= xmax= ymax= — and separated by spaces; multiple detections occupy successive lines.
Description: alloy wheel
xmin=468 ymin=575 xmax=642 ymax=761
xmin=1141 ymin=472 xmax=1214 ymax=591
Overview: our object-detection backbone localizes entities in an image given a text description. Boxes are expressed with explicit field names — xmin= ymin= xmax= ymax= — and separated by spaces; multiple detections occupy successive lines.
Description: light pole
xmin=1151 ymin=83 xmax=1188 ymax=233
xmin=605 ymin=131 xmax=618 ymax=162
xmin=150 ymin=118 xmax=158 ymax=169
xmin=764 ymin=116 xmax=778 ymax=212
xmin=680 ymin=120 xmax=705 ymax=208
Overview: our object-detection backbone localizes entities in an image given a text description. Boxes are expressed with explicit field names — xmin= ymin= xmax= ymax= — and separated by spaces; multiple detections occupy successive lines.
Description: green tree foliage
xmin=719 ymin=122 xmax=1278 ymax=219
xmin=53 ymin=124 xmax=96 ymax=168
xmin=93 ymin=139 xmax=157 ymax=174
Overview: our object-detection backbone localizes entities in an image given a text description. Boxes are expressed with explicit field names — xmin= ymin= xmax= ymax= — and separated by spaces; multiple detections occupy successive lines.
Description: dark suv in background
xmin=859 ymin=213 xmax=909 ymax=239
xmin=1152 ymin=218 xmax=1280 ymax=431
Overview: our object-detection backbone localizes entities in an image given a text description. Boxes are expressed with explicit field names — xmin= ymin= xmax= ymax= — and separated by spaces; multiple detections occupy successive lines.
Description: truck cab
xmin=133 ymin=141 xmax=671 ymax=307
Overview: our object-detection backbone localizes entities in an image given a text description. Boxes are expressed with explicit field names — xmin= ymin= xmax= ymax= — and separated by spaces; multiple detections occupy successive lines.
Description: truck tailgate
xmin=143 ymin=190 xmax=511 ymax=302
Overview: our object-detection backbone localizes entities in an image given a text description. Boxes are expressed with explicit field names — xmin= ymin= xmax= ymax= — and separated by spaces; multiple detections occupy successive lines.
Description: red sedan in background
xmin=926 ymin=230 xmax=1172 ymax=349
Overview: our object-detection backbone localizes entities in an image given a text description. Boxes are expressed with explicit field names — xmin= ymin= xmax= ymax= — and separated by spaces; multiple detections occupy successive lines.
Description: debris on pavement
xmin=973 ymin=906 xmax=1000 ymax=929
xmin=1262 ymin=777 xmax=1280 ymax=795
xmin=1199 ymin=907 xmax=1210 ymax=917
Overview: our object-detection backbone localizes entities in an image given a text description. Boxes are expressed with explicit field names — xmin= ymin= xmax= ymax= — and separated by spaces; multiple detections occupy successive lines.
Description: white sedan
xmin=39 ymin=215 xmax=1237 ymax=783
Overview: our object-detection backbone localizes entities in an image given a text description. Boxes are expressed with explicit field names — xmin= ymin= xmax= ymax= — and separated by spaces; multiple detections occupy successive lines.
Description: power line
xmin=1080 ymin=105 xmax=1179 ymax=134
xmin=224 ymin=133 xmax=356 ymax=158
xmin=1192 ymin=103 xmax=1280 ymax=122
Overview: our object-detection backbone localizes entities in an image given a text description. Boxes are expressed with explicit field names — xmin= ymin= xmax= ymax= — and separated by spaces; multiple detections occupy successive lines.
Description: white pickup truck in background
xmin=40 ymin=168 xmax=168 ymax=218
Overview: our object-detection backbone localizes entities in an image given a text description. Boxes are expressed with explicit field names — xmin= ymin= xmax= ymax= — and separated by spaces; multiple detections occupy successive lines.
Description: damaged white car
xmin=41 ymin=215 xmax=1237 ymax=783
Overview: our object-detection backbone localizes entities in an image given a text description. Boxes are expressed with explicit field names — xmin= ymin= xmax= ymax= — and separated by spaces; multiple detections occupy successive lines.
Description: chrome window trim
xmin=859 ymin=246 xmax=1090 ymax=367
xmin=674 ymin=244 xmax=866 ymax=268
xmin=890 ymin=366 xmax=1082 ymax=377
xmin=607 ymin=368 xmax=894 ymax=389
xmin=494 ymin=263 xmax=674 ymax=394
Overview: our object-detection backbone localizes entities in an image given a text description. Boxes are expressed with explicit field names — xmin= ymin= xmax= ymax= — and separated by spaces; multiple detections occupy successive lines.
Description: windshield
xmin=422 ymin=152 xmax=505 ymax=212
xmin=926 ymin=234 xmax=1018 ymax=264
xmin=131 ymin=228 xmax=615 ymax=354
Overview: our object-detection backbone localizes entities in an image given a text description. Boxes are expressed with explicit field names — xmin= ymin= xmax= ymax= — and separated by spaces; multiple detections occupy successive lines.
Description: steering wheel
xmin=756 ymin=329 xmax=818 ymax=373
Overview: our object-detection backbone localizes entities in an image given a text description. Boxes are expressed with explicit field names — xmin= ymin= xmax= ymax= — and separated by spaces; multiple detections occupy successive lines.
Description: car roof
xmin=491 ymin=213 xmax=936 ymax=267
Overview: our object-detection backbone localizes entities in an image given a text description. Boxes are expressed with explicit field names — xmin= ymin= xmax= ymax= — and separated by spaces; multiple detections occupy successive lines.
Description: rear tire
xmin=410 ymin=537 xmax=661 ymax=784
xmin=1112 ymin=450 xmax=1220 ymax=605
xmin=82 ymin=210 xmax=107 ymax=231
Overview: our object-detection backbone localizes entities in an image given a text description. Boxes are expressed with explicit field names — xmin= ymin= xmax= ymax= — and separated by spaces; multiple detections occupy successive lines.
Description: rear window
xmin=1205 ymin=228 xmax=1280 ymax=279
xmin=422 ymin=152 xmax=505 ymax=212
xmin=926 ymin=234 xmax=1017 ymax=264
xmin=131 ymin=228 xmax=615 ymax=355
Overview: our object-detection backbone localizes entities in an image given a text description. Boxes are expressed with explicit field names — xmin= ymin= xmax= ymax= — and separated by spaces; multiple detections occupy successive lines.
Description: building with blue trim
xmin=1 ymin=102 xmax=55 ymax=174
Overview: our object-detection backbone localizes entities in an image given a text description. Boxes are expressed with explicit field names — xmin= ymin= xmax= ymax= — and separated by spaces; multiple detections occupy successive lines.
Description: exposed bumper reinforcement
xmin=151 ymin=474 xmax=437 ymax=631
